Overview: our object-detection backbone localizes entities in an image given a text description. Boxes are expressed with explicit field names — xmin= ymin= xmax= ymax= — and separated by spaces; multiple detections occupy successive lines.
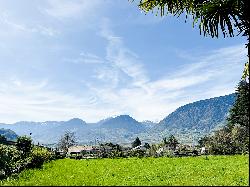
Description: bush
xmin=0 ymin=143 xmax=56 ymax=180
xmin=200 ymin=125 xmax=249 ymax=155
xmin=161 ymin=150 xmax=175 ymax=157
xmin=28 ymin=146 xmax=55 ymax=168
xmin=107 ymin=151 xmax=125 ymax=158
xmin=128 ymin=149 xmax=146 ymax=158
xmin=0 ymin=144 xmax=22 ymax=179
xmin=16 ymin=136 xmax=33 ymax=157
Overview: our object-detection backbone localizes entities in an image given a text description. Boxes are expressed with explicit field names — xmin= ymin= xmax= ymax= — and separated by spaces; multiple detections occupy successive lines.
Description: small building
xmin=132 ymin=145 xmax=147 ymax=151
xmin=201 ymin=147 xmax=206 ymax=154
xmin=68 ymin=145 xmax=100 ymax=158
xmin=68 ymin=151 xmax=82 ymax=159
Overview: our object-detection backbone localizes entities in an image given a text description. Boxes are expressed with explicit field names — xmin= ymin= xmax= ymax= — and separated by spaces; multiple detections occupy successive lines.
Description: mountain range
xmin=0 ymin=93 xmax=236 ymax=146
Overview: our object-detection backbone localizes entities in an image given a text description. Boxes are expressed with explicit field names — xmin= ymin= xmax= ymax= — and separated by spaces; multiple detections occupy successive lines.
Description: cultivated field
xmin=0 ymin=155 xmax=248 ymax=186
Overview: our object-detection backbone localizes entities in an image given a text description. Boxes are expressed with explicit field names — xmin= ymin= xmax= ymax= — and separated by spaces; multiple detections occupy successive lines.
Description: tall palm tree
xmin=132 ymin=0 xmax=249 ymax=78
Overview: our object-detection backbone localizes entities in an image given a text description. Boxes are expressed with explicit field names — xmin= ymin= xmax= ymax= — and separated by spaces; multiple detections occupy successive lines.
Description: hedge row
xmin=0 ymin=143 xmax=55 ymax=180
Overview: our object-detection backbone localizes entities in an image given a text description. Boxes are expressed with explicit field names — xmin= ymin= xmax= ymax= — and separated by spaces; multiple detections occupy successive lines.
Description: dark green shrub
xmin=128 ymin=149 xmax=146 ymax=158
xmin=0 ymin=143 xmax=55 ymax=180
xmin=107 ymin=151 xmax=124 ymax=158
xmin=131 ymin=137 xmax=141 ymax=148
xmin=0 ymin=135 xmax=7 ymax=144
xmin=16 ymin=136 xmax=33 ymax=157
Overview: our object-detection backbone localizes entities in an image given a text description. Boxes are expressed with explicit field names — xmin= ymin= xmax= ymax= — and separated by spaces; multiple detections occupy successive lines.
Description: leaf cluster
xmin=133 ymin=0 xmax=249 ymax=38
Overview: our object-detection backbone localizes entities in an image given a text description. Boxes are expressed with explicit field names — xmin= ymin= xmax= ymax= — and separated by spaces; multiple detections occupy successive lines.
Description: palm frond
xmin=133 ymin=0 xmax=247 ymax=38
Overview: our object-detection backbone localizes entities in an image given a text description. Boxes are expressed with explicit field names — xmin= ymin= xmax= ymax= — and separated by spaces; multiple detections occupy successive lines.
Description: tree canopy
xmin=132 ymin=137 xmax=142 ymax=148
xmin=133 ymin=0 xmax=249 ymax=77
xmin=0 ymin=135 xmax=7 ymax=144
xmin=16 ymin=136 xmax=33 ymax=156
xmin=134 ymin=0 xmax=249 ymax=38
xmin=197 ymin=68 xmax=249 ymax=154
xmin=227 ymin=79 xmax=249 ymax=129
xmin=164 ymin=134 xmax=179 ymax=150
xmin=58 ymin=131 xmax=77 ymax=153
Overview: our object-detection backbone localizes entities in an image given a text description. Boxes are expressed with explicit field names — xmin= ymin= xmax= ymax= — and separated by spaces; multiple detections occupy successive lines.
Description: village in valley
xmin=48 ymin=133 xmax=205 ymax=160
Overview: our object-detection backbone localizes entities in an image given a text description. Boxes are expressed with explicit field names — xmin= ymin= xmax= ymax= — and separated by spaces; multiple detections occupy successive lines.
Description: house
xmin=132 ymin=145 xmax=147 ymax=151
xmin=201 ymin=147 xmax=206 ymax=154
xmin=68 ymin=145 xmax=100 ymax=158
xmin=156 ymin=144 xmax=184 ymax=155
xmin=156 ymin=145 xmax=177 ymax=154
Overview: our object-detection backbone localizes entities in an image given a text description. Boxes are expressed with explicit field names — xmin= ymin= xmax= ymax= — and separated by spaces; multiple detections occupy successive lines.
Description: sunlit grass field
xmin=0 ymin=155 xmax=248 ymax=186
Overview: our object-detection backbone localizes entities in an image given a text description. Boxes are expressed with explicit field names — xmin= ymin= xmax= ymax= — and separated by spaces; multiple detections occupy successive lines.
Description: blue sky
xmin=0 ymin=0 xmax=247 ymax=123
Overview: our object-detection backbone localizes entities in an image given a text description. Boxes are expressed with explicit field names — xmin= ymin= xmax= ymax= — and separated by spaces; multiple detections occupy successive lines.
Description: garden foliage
xmin=0 ymin=136 xmax=55 ymax=180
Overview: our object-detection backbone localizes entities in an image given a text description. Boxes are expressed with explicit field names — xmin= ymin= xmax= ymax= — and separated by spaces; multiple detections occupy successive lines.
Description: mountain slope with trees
xmin=98 ymin=115 xmax=145 ymax=133
xmin=0 ymin=128 xmax=18 ymax=141
xmin=157 ymin=93 xmax=236 ymax=133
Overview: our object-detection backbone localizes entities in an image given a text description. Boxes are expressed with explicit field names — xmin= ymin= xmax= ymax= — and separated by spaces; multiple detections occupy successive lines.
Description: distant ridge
xmin=99 ymin=115 xmax=145 ymax=132
xmin=0 ymin=128 xmax=18 ymax=141
xmin=0 ymin=93 xmax=236 ymax=145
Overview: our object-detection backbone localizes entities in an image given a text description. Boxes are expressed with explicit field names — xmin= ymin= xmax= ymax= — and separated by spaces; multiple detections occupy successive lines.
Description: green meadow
xmin=1 ymin=155 xmax=248 ymax=186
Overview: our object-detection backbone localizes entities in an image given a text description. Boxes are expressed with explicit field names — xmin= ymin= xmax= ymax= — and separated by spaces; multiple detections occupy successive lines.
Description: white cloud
xmin=43 ymin=0 xmax=103 ymax=19
xmin=0 ymin=78 xmax=115 ymax=123
xmin=0 ymin=43 xmax=246 ymax=123
xmin=63 ymin=52 xmax=104 ymax=64
xmin=0 ymin=11 xmax=59 ymax=37
xmin=99 ymin=18 xmax=149 ymax=88
xmin=78 ymin=21 xmax=247 ymax=122
xmin=93 ymin=67 xmax=120 ymax=88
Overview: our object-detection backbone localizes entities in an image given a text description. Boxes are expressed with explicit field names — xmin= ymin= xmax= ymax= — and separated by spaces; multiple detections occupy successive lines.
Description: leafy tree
xmin=134 ymin=0 xmax=248 ymax=37
xmin=98 ymin=142 xmax=123 ymax=158
xmin=148 ymin=144 xmax=158 ymax=157
xmin=0 ymin=135 xmax=7 ymax=144
xmin=132 ymin=0 xmax=249 ymax=78
xmin=100 ymin=142 xmax=122 ymax=151
xmin=29 ymin=146 xmax=54 ymax=168
xmin=58 ymin=131 xmax=77 ymax=153
xmin=198 ymin=76 xmax=249 ymax=154
xmin=227 ymin=79 xmax=249 ymax=129
xmin=204 ymin=124 xmax=248 ymax=154
xmin=132 ymin=137 xmax=142 ymax=148
xmin=0 ymin=144 xmax=22 ymax=179
xmin=165 ymin=134 xmax=179 ymax=150
xmin=16 ymin=136 xmax=33 ymax=156
xmin=144 ymin=142 xmax=151 ymax=149
xmin=210 ymin=127 xmax=234 ymax=154
xmin=226 ymin=78 xmax=249 ymax=153
xmin=163 ymin=137 xmax=167 ymax=145
xmin=231 ymin=125 xmax=249 ymax=153
xmin=198 ymin=135 xmax=211 ymax=147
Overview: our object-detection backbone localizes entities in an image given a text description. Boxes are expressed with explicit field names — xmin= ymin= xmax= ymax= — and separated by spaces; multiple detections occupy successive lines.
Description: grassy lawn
xmin=0 ymin=155 xmax=248 ymax=186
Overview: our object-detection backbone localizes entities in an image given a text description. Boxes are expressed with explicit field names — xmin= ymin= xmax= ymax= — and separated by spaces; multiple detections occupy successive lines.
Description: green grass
xmin=0 ymin=155 xmax=249 ymax=186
